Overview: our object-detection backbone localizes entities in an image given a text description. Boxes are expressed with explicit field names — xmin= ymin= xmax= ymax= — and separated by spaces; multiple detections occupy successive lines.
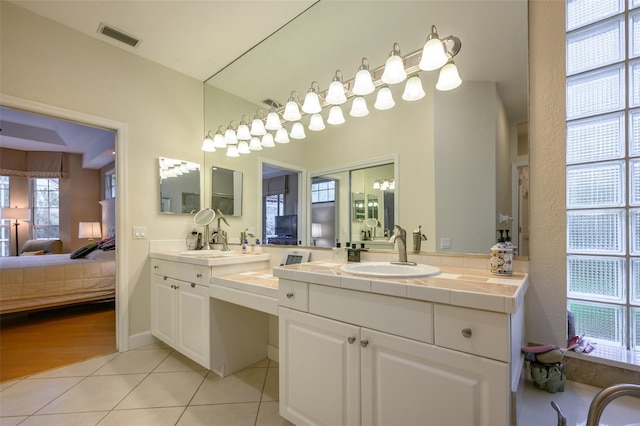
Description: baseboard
xmin=268 ymin=344 xmax=279 ymax=363
xmin=128 ymin=330 xmax=155 ymax=350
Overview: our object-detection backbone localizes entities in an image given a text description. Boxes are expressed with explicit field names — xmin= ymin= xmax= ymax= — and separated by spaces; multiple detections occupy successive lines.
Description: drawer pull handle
xmin=360 ymin=339 xmax=369 ymax=348
xmin=196 ymin=273 xmax=202 ymax=278
xmin=348 ymin=336 xmax=356 ymax=344
xmin=154 ymin=265 xmax=159 ymax=269
xmin=191 ymin=283 xmax=196 ymax=288
xmin=461 ymin=328 xmax=473 ymax=338
xmin=286 ymin=292 xmax=294 ymax=299
xmin=163 ymin=276 xmax=168 ymax=281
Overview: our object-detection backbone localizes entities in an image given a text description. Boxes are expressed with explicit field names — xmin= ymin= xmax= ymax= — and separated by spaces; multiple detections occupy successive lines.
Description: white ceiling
xmin=1 ymin=1 xmax=528 ymax=169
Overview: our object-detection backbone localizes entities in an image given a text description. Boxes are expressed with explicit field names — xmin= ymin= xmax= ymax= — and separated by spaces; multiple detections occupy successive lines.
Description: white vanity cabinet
xmin=151 ymin=259 xmax=210 ymax=368
xmin=278 ymin=278 xmax=514 ymax=426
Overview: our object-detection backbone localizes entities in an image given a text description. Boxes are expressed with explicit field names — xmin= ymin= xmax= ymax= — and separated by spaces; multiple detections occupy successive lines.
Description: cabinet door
xmin=361 ymin=328 xmax=509 ymax=426
xmin=279 ymin=307 xmax=360 ymax=426
xmin=151 ymin=274 xmax=178 ymax=347
xmin=177 ymin=282 xmax=210 ymax=369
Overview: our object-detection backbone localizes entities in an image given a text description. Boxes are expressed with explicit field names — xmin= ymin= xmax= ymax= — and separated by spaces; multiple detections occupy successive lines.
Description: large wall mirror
xmin=159 ymin=157 xmax=200 ymax=214
xmin=202 ymin=1 xmax=528 ymax=255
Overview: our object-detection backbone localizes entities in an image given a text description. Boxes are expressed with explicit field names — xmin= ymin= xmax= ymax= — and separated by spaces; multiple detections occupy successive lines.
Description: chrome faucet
xmin=389 ymin=225 xmax=416 ymax=265
xmin=585 ymin=383 xmax=640 ymax=426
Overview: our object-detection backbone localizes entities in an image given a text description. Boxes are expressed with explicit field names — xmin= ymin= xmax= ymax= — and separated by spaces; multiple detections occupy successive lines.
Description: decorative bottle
xmin=490 ymin=230 xmax=513 ymax=275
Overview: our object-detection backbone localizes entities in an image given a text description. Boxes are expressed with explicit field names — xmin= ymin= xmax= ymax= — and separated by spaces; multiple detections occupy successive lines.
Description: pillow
xmin=70 ymin=242 xmax=98 ymax=259
xmin=21 ymin=250 xmax=44 ymax=256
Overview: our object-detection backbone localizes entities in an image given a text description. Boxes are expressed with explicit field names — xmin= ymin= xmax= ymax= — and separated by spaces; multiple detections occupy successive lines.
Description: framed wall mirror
xmin=211 ymin=166 xmax=243 ymax=216
xmin=159 ymin=157 xmax=200 ymax=214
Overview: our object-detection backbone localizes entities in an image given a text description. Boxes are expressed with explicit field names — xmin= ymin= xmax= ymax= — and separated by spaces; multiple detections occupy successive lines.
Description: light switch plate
xmin=132 ymin=226 xmax=147 ymax=239
xmin=440 ymin=237 xmax=451 ymax=249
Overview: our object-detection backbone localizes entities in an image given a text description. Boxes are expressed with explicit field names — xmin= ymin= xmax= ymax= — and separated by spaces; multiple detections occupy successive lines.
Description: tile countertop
xmin=272 ymin=261 xmax=528 ymax=314
xmin=149 ymin=250 xmax=271 ymax=267
xmin=210 ymin=270 xmax=279 ymax=298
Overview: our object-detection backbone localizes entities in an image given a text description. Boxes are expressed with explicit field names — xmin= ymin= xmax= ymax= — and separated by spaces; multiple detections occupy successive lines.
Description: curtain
xmin=263 ymin=175 xmax=288 ymax=196
xmin=0 ymin=148 xmax=69 ymax=177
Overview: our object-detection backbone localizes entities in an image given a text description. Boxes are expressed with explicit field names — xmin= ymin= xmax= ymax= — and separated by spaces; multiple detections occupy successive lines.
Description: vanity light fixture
xmin=373 ymin=178 xmax=395 ymax=190
xmin=302 ymin=81 xmax=322 ymax=114
xmin=374 ymin=86 xmax=395 ymax=110
xmin=402 ymin=75 xmax=426 ymax=101
xmin=290 ymin=122 xmax=306 ymax=139
xmin=265 ymin=109 xmax=282 ymax=130
xmin=419 ymin=25 xmax=449 ymax=71
xmin=308 ymin=113 xmax=325 ymax=131
xmin=349 ymin=96 xmax=369 ymax=117
xmin=326 ymin=70 xmax=347 ymax=105
xmin=261 ymin=132 xmax=275 ymax=147
xmin=201 ymin=131 xmax=216 ymax=152
xmin=352 ymin=58 xmax=375 ymax=95
xmin=249 ymin=136 xmax=263 ymax=151
xmin=250 ymin=110 xmax=267 ymax=135
xmin=224 ymin=121 xmax=238 ymax=145
xmin=226 ymin=143 xmax=240 ymax=157
xmin=283 ymin=91 xmax=302 ymax=121
xmin=381 ymin=43 xmax=407 ymax=84
xmin=274 ymin=127 xmax=290 ymax=143
xmin=327 ymin=105 xmax=346 ymax=125
xmin=435 ymin=58 xmax=462 ymax=91
xmin=237 ymin=140 xmax=251 ymax=154
xmin=236 ymin=116 xmax=251 ymax=140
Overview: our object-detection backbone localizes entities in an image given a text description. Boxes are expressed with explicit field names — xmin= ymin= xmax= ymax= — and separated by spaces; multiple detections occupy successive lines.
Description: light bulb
xmin=381 ymin=43 xmax=407 ymax=84
xmin=275 ymin=127 xmax=290 ymax=143
xmin=265 ymin=111 xmax=282 ymax=130
xmin=374 ymin=86 xmax=395 ymax=110
xmin=402 ymin=76 xmax=426 ymax=101
xmin=249 ymin=136 xmax=263 ymax=151
xmin=350 ymin=97 xmax=369 ymax=117
xmin=353 ymin=58 xmax=375 ymax=95
xmin=261 ymin=133 xmax=275 ymax=148
xmin=290 ymin=122 xmax=306 ymax=139
xmin=327 ymin=106 xmax=346 ymax=125
xmin=419 ymin=26 xmax=448 ymax=71
xmin=436 ymin=60 xmax=462 ymax=91
xmin=226 ymin=144 xmax=239 ymax=157
xmin=308 ymin=113 xmax=325 ymax=131
xmin=326 ymin=70 xmax=347 ymax=105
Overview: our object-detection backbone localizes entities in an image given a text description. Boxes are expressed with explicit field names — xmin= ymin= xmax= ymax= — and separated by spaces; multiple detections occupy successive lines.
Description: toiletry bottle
xmin=242 ymin=239 xmax=249 ymax=253
xmin=332 ymin=242 xmax=344 ymax=262
xmin=254 ymin=239 xmax=262 ymax=253
xmin=490 ymin=230 xmax=513 ymax=275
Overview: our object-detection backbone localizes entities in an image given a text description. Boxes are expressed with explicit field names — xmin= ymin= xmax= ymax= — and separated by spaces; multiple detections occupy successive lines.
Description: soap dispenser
xmin=412 ymin=225 xmax=427 ymax=254
xmin=490 ymin=230 xmax=513 ymax=275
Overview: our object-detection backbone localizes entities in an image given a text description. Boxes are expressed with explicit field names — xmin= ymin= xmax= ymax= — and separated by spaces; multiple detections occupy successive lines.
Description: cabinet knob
xmin=461 ymin=328 xmax=473 ymax=338
xmin=153 ymin=265 xmax=159 ymax=269
xmin=163 ymin=276 xmax=168 ymax=280
xmin=286 ymin=292 xmax=294 ymax=299
xmin=360 ymin=339 xmax=369 ymax=348
xmin=348 ymin=336 xmax=356 ymax=344
xmin=196 ymin=273 xmax=202 ymax=278
xmin=191 ymin=282 xmax=196 ymax=288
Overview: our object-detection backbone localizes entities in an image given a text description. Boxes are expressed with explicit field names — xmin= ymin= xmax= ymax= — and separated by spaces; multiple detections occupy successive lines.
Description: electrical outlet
xmin=132 ymin=226 xmax=147 ymax=239
xmin=440 ymin=237 xmax=451 ymax=249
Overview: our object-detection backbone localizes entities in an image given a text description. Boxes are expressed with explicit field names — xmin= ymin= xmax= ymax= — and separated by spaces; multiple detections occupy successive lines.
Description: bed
xmin=0 ymin=248 xmax=115 ymax=315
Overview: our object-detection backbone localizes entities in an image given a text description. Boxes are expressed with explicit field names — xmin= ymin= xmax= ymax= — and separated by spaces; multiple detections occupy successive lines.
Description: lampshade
xmin=236 ymin=120 xmax=251 ymax=140
xmin=308 ymin=113 xmax=325 ymax=131
xmin=201 ymin=133 xmax=216 ymax=152
xmin=311 ymin=223 xmax=323 ymax=238
xmin=283 ymin=92 xmax=302 ymax=121
xmin=250 ymin=116 xmax=266 ymax=136
xmin=224 ymin=126 xmax=238 ymax=144
xmin=327 ymin=106 xmax=346 ymax=125
xmin=349 ymin=97 xmax=369 ymax=117
xmin=249 ymin=136 xmax=263 ymax=151
xmin=402 ymin=76 xmax=426 ymax=101
xmin=0 ymin=207 xmax=30 ymax=221
xmin=353 ymin=58 xmax=375 ymax=95
xmin=374 ymin=86 xmax=395 ymax=110
xmin=212 ymin=131 xmax=227 ymax=148
xmin=226 ymin=144 xmax=240 ymax=157
xmin=237 ymin=140 xmax=251 ymax=154
xmin=381 ymin=43 xmax=407 ymax=84
xmin=436 ymin=60 xmax=462 ymax=91
xmin=419 ymin=26 xmax=448 ymax=71
xmin=290 ymin=122 xmax=306 ymax=139
xmin=326 ymin=70 xmax=347 ymax=105
xmin=275 ymin=127 xmax=290 ymax=143
xmin=78 ymin=221 xmax=102 ymax=240
xmin=265 ymin=111 xmax=282 ymax=130
xmin=302 ymin=82 xmax=322 ymax=114
xmin=261 ymin=133 xmax=275 ymax=147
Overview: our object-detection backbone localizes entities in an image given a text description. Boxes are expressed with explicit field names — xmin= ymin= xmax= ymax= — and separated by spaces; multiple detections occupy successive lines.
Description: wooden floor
xmin=0 ymin=301 xmax=116 ymax=382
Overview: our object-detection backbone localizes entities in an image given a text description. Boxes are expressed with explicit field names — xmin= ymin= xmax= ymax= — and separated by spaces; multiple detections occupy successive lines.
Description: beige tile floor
xmin=2 ymin=342 xmax=639 ymax=426
xmin=0 ymin=342 xmax=292 ymax=426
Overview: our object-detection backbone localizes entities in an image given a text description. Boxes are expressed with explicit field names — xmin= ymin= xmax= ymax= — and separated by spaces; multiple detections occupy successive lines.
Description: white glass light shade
xmin=290 ymin=122 xmax=306 ymax=139
xmin=283 ymin=100 xmax=302 ymax=121
xmin=353 ymin=69 xmax=375 ymax=95
xmin=226 ymin=144 xmax=240 ymax=157
xmin=327 ymin=106 xmax=346 ymax=125
xmin=201 ymin=135 xmax=216 ymax=152
xmin=0 ymin=207 xmax=30 ymax=221
xmin=381 ymin=54 xmax=407 ymax=84
xmin=308 ymin=114 xmax=325 ymax=131
xmin=373 ymin=180 xmax=381 ymax=189
xmin=78 ymin=221 xmax=102 ymax=240
xmin=374 ymin=87 xmax=395 ymax=110
xmin=326 ymin=80 xmax=347 ymax=105
xmin=237 ymin=140 xmax=251 ymax=154
xmin=350 ymin=97 xmax=369 ymax=117
xmin=265 ymin=112 xmax=282 ymax=130
xmin=224 ymin=127 xmax=237 ymax=144
xmin=236 ymin=123 xmax=251 ymax=140
xmin=261 ymin=133 xmax=275 ymax=147
xmin=274 ymin=128 xmax=290 ymax=143
xmin=302 ymin=91 xmax=322 ymax=114
xmin=402 ymin=76 xmax=426 ymax=101
xmin=250 ymin=118 xmax=266 ymax=135
xmin=436 ymin=61 xmax=462 ymax=91
xmin=249 ymin=137 xmax=263 ymax=151
xmin=213 ymin=132 xmax=227 ymax=148
xmin=419 ymin=38 xmax=448 ymax=71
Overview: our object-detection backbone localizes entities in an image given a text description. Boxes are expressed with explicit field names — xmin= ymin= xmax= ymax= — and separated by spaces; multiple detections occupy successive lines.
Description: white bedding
xmin=0 ymin=251 xmax=116 ymax=314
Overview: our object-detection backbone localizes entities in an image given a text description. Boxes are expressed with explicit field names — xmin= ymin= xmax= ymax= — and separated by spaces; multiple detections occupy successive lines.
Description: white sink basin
xmin=340 ymin=262 xmax=441 ymax=278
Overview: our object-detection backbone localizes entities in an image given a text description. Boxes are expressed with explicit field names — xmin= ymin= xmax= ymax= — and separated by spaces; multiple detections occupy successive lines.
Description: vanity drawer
xmin=151 ymin=259 xmax=209 ymax=286
xmin=434 ymin=304 xmax=509 ymax=362
xmin=309 ymin=284 xmax=434 ymax=344
xmin=278 ymin=279 xmax=309 ymax=312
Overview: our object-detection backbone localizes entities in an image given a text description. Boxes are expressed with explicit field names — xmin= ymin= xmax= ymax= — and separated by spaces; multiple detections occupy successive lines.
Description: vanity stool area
xmin=149 ymin=245 xmax=527 ymax=426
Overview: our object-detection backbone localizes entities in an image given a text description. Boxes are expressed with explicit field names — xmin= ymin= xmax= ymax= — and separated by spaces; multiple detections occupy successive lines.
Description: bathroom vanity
xmin=273 ymin=262 xmax=528 ymax=426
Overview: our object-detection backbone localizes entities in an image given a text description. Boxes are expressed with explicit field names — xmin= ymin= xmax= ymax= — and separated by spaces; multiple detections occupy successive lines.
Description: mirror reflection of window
xmin=311 ymin=177 xmax=337 ymax=248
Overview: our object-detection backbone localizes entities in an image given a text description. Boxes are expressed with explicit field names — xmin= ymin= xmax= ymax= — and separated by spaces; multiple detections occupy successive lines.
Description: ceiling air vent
xmin=262 ymin=98 xmax=282 ymax=109
xmin=97 ymin=23 xmax=140 ymax=48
